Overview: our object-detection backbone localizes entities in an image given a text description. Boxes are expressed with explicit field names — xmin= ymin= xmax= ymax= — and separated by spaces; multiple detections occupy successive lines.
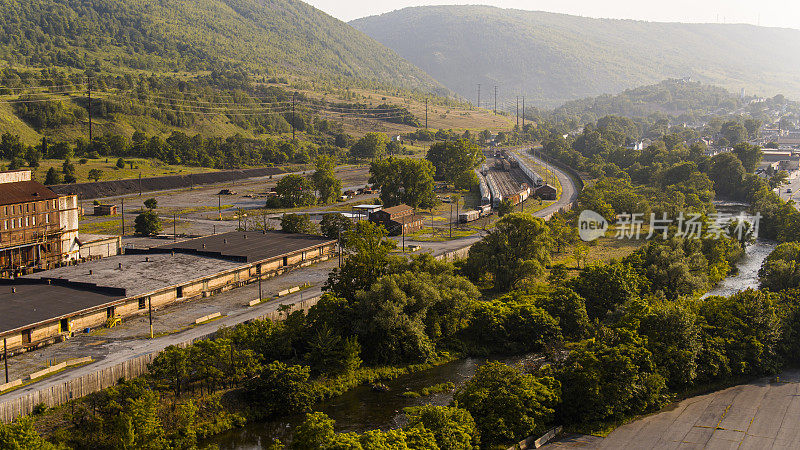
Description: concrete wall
xmin=79 ymin=236 xmax=121 ymax=259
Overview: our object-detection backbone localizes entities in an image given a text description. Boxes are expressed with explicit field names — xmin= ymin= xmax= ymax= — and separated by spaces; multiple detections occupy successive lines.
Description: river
xmin=704 ymin=201 xmax=776 ymax=297
xmin=205 ymin=355 xmax=533 ymax=448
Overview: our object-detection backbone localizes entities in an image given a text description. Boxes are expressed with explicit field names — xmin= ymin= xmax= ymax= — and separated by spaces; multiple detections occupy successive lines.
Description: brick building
xmin=0 ymin=170 xmax=79 ymax=277
xmin=369 ymin=204 xmax=424 ymax=235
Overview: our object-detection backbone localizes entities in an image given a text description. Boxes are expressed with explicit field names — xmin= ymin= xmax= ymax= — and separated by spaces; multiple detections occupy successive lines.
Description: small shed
xmin=93 ymin=204 xmax=118 ymax=216
xmin=535 ymin=184 xmax=557 ymax=200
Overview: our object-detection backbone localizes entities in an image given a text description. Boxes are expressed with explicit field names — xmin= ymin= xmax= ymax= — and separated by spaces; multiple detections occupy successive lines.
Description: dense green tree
xmin=312 ymin=156 xmax=342 ymax=204
xmin=0 ymin=417 xmax=56 ymax=450
xmin=556 ymin=327 xmax=666 ymax=424
xmin=571 ymin=262 xmax=646 ymax=320
xmin=143 ymin=198 xmax=158 ymax=210
xmin=496 ymin=198 xmax=516 ymax=217
xmin=62 ymin=157 xmax=76 ymax=183
xmin=134 ymin=210 xmax=162 ymax=236
xmin=245 ymin=362 xmax=314 ymax=419
xmin=697 ymin=290 xmax=782 ymax=381
xmin=405 ymin=405 xmax=480 ymax=449
xmin=304 ymin=326 xmax=362 ymax=375
xmin=636 ymin=298 xmax=702 ymax=387
xmin=425 ymin=139 xmax=482 ymax=188
xmin=88 ymin=168 xmax=103 ymax=182
xmin=280 ymin=213 xmax=316 ymax=234
xmin=325 ymin=220 xmax=398 ymax=299
xmin=453 ymin=361 xmax=560 ymax=446
xmin=370 ymin=157 xmax=436 ymax=209
xmin=707 ymin=152 xmax=745 ymax=199
xmin=465 ymin=213 xmax=552 ymax=291
xmin=275 ymin=174 xmax=316 ymax=207
xmin=759 ymin=242 xmax=800 ymax=291
xmin=463 ymin=296 xmax=561 ymax=354
xmin=150 ymin=345 xmax=189 ymax=398
xmin=319 ymin=212 xmax=351 ymax=241
xmin=354 ymin=271 xmax=478 ymax=363
xmin=351 ymin=132 xmax=389 ymax=160
xmin=732 ymin=143 xmax=763 ymax=173
xmin=721 ymin=121 xmax=747 ymax=146
xmin=44 ymin=167 xmax=62 ymax=185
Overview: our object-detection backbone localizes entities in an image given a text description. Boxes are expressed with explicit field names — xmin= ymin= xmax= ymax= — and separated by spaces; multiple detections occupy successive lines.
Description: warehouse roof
xmin=0 ymin=180 xmax=59 ymax=207
xmin=153 ymin=230 xmax=337 ymax=263
xmin=0 ymin=281 xmax=124 ymax=335
xmin=25 ymin=253 xmax=242 ymax=297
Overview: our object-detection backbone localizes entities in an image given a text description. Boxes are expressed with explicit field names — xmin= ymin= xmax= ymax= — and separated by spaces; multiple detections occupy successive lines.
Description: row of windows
xmin=1 ymin=200 xmax=57 ymax=217
xmin=1 ymin=214 xmax=51 ymax=230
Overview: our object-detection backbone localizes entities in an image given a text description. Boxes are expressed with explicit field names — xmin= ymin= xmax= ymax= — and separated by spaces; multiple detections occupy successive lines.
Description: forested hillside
xmin=545 ymin=79 xmax=800 ymax=125
xmin=351 ymin=6 xmax=800 ymax=107
xmin=0 ymin=0 xmax=439 ymax=91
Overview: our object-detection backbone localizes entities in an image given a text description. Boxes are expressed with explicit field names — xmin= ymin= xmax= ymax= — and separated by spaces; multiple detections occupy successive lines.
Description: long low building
xmin=0 ymin=230 xmax=337 ymax=353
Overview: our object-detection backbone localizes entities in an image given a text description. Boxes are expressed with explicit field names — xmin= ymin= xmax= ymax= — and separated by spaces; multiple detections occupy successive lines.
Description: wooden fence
xmin=0 ymin=296 xmax=320 ymax=423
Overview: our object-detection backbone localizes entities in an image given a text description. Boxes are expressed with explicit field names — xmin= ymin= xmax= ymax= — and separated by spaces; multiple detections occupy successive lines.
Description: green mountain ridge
xmin=350 ymin=5 xmax=800 ymax=108
xmin=0 ymin=0 xmax=441 ymax=92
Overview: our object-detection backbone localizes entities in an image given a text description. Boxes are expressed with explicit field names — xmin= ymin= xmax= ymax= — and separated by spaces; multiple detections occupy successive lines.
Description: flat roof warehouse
xmin=0 ymin=231 xmax=337 ymax=352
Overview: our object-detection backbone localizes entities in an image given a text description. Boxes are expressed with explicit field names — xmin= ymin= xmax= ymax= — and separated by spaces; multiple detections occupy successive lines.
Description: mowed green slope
xmin=0 ymin=0 xmax=440 ymax=91
xmin=351 ymin=6 xmax=800 ymax=107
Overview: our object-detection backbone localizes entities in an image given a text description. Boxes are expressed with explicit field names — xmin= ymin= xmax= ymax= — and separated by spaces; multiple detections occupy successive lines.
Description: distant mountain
xmin=0 ymin=0 xmax=440 ymax=91
xmin=351 ymin=6 xmax=800 ymax=107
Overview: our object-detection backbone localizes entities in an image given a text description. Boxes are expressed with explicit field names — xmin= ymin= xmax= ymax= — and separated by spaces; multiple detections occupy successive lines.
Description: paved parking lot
xmin=546 ymin=371 xmax=800 ymax=449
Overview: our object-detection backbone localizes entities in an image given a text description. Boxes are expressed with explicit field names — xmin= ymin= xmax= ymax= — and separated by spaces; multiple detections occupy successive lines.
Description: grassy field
xmin=6 ymin=158 xmax=218 ymax=184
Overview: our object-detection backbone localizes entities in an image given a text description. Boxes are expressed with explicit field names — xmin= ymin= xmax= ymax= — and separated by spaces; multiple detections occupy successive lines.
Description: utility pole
xmin=449 ymin=200 xmax=453 ymax=238
xmin=516 ymin=97 xmax=519 ymax=128
xmin=493 ymin=86 xmax=497 ymax=114
xmin=138 ymin=173 xmax=142 ymax=197
xmin=173 ymin=213 xmax=177 ymax=241
xmin=477 ymin=84 xmax=481 ymax=109
xmin=522 ymin=97 xmax=526 ymax=130
xmin=4 ymin=338 xmax=7 ymax=384
xmin=258 ymin=268 xmax=263 ymax=301
xmin=425 ymin=98 xmax=428 ymax=129
xmin=218 ymin=194 xmax=222 ymax=220
xmin=291 ymin=92 xmax=296 ymax=141
xmin=87 ymin=76 xmax=93 ymax=142
xmin=148 ymin=298 xmax=153 ymax=339
xmin=121 ymin=198 xmax=125 ymax=236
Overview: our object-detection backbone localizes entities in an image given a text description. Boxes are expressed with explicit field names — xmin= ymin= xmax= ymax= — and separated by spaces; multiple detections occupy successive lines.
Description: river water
xmin=704 ymin=201 xmax=776 ymax=297
xmin=206 ymin=356 xmax=532 ymax=448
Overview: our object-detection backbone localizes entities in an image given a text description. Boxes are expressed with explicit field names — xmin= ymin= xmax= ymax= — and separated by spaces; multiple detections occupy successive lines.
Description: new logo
xmin=578 ymin=210 xmax=608 ymax=242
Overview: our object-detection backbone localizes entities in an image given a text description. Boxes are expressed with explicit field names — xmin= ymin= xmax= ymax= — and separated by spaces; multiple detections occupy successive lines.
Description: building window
xmin=45 ymin=214 xmax=49 ymax=224
xmin=22 ymin=329 xmax=31 ymax=344
xmin=2 ymin=220 xmax=6 ymax=230
xmin=31 ymin=216 xmax=35 ymax=226
xmin=283 ymin=256 xmax=288 ymax=266
xmin=25 ymin=204 xmax=29 ymax=213
xmin=32 ymin=203 xmax=36 ymax=212
xmin=60 ymin=318 xmax=69 ymax=333
xmin=138 ymin=298 xmax=146 ymax=310
xmin=24 ymin=217 xmax=28 ymax=227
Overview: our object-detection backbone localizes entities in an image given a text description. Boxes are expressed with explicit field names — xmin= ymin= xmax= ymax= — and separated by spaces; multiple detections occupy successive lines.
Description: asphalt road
xmin=547 ymin=371 xmax=800 ymax=449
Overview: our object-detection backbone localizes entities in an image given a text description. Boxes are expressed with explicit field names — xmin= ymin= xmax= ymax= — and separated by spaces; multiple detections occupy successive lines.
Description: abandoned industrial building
xmin=0 ymin=170 xmax=80 ymax=278
xmin=0 ymin=230 xmax=337 ymax=353
xmin=369 ymin=204 xmax=425 ymax=236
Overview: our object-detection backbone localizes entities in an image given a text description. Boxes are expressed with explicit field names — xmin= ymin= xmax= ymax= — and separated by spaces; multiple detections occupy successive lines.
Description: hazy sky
xmin=305 ymin=0 xmax=800 ymax=29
